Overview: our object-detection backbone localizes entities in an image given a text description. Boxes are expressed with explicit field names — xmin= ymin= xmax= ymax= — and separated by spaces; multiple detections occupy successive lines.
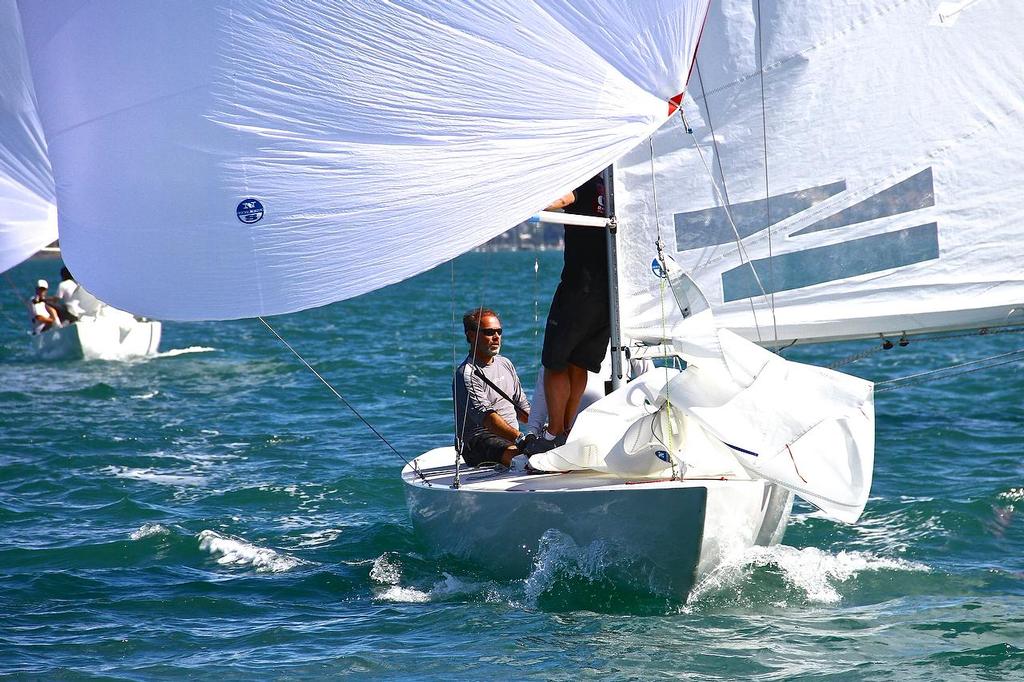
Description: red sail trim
xmin=668 ymin=92 xmax=684 ymax=116
xmin=668 ymin=0 xmax=713 ymax=117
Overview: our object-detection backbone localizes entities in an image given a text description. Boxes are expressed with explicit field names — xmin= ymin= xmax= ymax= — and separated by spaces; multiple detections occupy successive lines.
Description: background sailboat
xmin=0 ymin=0 xmax=161 ymax=361
xmin=0 ymin=0 xmax=55 ymax=275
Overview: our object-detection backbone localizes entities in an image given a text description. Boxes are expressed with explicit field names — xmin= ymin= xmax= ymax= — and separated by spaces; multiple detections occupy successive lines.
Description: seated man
xmin=29 ymin=279 xmax=62 ymax=333
xmin=453 ymin=307 xmax=531 ymax=467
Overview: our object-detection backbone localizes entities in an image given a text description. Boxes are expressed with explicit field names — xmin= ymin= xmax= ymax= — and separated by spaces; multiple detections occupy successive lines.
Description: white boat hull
xmin=403 ymin=447 xmax=792 ymax=601
xmin=31 ymin=315 xmax=161 ymax=361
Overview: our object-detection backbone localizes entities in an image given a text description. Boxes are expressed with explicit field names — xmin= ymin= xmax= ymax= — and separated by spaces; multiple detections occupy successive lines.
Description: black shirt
xmin=561 ymin=174 xmax=608 ymax=291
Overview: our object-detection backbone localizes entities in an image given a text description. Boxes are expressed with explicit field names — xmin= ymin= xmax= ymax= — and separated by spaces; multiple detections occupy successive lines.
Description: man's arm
xmin=545 ymin=190 xmax=575 ymax=211
xmin=483 ymin=410 xmax=521 ymax=442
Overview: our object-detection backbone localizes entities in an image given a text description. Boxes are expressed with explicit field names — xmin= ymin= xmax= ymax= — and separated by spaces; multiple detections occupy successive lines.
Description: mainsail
xmin=19 ymin=0 xmax=709 ymax=320
xmin=0 ymin=0 xmax=55 ymax=275
xmin=615 ymin=0 xmax=1024 ymax=346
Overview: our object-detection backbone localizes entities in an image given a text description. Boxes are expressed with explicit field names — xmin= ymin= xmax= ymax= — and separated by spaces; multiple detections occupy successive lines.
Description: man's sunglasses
xmin=478 ymin=328 xmax=502 ymax=337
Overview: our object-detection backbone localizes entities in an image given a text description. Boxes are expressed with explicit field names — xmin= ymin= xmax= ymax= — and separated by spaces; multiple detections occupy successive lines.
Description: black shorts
xmin=461 ymin=431 xmax=513 ymax=467
xmin=541 ymin=280 xmax=610 ymax=374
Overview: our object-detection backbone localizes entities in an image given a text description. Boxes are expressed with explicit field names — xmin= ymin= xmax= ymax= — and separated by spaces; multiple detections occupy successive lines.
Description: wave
xmin=130 ymin=523 xmax=171 ymax=540
xmin=154 ymin=346 xmax=217 ymax=358
xmin=368 ymin=552 xmax=476 ymax=603
xmin=197 ymin=530 xmax=304 ymax=573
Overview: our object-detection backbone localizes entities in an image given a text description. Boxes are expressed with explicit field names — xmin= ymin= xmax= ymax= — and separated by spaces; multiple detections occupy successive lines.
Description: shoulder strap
xmin=473 ymin=364 xmax=516 ymax=406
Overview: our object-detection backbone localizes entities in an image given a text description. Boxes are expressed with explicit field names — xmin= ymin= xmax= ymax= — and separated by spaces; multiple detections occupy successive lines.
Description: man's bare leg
xmin=543 ymin=367 xmax=571 ymax=436
xmin=563 ymin=364 xmax=588 ymax=433
xmin=544 ymin=363 xmax=589 ymax=437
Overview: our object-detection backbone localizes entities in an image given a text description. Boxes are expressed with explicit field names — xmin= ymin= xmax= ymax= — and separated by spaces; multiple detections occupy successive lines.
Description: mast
xmin=603 ymin=165 xmax=624 ymax=391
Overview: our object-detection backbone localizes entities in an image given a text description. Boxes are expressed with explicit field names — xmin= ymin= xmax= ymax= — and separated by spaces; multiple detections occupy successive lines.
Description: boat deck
xmin=402 ymin=447 xmax=748 ymax=493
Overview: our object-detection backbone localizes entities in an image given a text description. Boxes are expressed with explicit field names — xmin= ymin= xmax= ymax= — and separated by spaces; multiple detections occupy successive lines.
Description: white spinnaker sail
xmin=616 ymin=0 xmax=1024 ymax=346
xmin=0 ymin=0 xmax=55 ymax=275
xmin=19 ymin=0 xmax=709 ymax=320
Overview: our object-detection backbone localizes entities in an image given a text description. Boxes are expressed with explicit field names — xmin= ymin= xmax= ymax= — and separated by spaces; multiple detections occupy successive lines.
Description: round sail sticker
xmin=651 ymin=258 xmax=667 ymax=278
xmin=236 ymin=198 xmax=264 ymax=224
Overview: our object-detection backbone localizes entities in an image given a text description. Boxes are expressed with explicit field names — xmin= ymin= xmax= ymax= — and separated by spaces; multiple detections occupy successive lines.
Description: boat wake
xmin=686 ymin=544 xmax=930 ymax=608
xmin=154 ymin=346 xmax=217 ymax=359
xmin=519 ymin=530 xmax=676 ymax=612
xmin=370 ymin=553 xmax=473 ymax=603
xmin=197 ymin=529 xmax=304 ymax=573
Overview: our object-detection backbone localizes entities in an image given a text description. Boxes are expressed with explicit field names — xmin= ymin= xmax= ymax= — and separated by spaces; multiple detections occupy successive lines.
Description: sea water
xmin=1 ymin=252 xmax=1022 ymax=679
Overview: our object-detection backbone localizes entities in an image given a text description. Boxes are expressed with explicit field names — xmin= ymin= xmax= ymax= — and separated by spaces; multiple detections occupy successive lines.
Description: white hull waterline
xmin=31 ymin=313 xmax=161 ymax=361
xmin=403 ymin=448 xmax=793 ymax=600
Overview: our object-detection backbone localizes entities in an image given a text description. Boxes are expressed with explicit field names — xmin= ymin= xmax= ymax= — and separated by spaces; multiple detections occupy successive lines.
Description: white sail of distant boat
xmin=0 ymin=0 xmax=55 ymax=274
xmin=17 ymin=0 xmax=1024 ymax=598
xmin=0 ymin=0 xmax=160 ymax=361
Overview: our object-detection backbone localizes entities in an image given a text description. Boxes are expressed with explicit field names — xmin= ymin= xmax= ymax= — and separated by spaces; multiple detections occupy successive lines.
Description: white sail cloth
xmin=615 ymin=0 xmax=1024 ymax=346
xmin=0 ymin=0 xmax=55 ymax=275
xmin=19 ymin=0 xmax=709 ymax=320
xmin=531 ymin=275 xmax=875 ymax=523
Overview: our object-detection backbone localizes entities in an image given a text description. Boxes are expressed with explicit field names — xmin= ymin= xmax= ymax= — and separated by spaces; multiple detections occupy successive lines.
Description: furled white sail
xmin=615 ymin=0 xmax=1024 ymax=346
xmin=19 ymin=0 xmax=709 ymax=320
xmin=531 ymin=274 xmax=875 ymax=523
xmin=0 ymin=0 xmax=55 ymax=275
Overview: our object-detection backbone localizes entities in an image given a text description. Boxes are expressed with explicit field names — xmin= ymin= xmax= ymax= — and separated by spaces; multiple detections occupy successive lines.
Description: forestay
xmin=615 ymin=0 xmax=1024 ymax=346
xmin=19 ymin=0 xmax=709 ymax=320
xmin=0 ymin=0 xmax=55 ymax=275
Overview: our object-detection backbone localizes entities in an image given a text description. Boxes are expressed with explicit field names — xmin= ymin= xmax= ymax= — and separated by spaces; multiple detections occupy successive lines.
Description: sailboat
xmin=0 ymin=0 xmax=161 ymax=361
xmin=16 ymin=1 xmax=1024 ymax=599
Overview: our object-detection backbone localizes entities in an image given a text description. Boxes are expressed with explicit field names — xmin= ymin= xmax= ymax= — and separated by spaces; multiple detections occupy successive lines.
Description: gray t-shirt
xmin=453 ymin=354 xmax=530 ymax=446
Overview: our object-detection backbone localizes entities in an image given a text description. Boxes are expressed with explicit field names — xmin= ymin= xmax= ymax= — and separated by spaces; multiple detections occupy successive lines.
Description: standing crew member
xmin=538 ymin=173 xmax=610 ymax=447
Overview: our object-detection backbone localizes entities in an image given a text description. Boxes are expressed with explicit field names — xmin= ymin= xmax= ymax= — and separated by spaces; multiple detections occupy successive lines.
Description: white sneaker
xmin=509 ymin=454 xmax=530 ymax=472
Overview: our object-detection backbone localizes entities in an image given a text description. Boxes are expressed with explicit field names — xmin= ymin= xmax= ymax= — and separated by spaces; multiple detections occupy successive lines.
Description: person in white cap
xmin=29 ymin=279 xmax=63 ymax=333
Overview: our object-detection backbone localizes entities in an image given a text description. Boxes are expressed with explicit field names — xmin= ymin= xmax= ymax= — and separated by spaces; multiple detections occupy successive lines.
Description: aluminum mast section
xmin=602 ymin=166 xmax=623 ymax=391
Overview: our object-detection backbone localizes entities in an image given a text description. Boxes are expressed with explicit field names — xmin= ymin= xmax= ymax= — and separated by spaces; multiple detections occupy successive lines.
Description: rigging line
xmin=687 ymin=63 xmax=767 ymax=342
xmin=648 ymin=136 xmax=678 ymax=480
xmin=2 ymin=272 xmax=31 ymax=329
xmin=453 ymin=248 xmax=502 ymax=482
xmin=874 ymin=347 xmax=1024 ymax=392
xmin=755 ymin=0 xmax=781 ymax=348
xmin=256 ymin=316 xmax=428 ymax=484
xmin=683 ymin=112 xmax=771 ymax=343
xmin=450 ymin=259 xmax=461 ymax=486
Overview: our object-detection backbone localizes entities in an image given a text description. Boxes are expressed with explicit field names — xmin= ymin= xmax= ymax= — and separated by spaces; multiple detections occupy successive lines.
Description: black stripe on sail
xmin=723 ymin=441 xmax=760 ymax=457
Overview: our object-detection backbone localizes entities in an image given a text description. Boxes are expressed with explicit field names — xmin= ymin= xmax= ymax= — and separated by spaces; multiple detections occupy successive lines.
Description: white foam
xmin=998 ymin=487 xmax=1024 ymax=503
xmin=130 ymin=523 xmax=170 ymax=540
xmin=130 ymin=390 xmax=159 ymax=400
xmin=370 ymin=553 xmax=402 ymax=585
xmin=376 ymin=586 xmax=431 ymax=603
xmin=523 ymin=530 xmax=618 ymax=603
xmin=371 ymin=569 xmax=473 ymax=603
xmin=102 ymin=465 xmax=206 ymax=486
xmin=155 ymin=346 xmax=217 ymax=358
xmin=689 ymin=545 xmax=930 ymax=605
xmin=197 ymin=530 xmax=303 ymax=573
xmin=293 ymin=528 xmax=342 ymax=548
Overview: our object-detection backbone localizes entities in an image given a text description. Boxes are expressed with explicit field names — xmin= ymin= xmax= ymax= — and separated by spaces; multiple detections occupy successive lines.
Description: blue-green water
xmin=2 ymin=252 xmax=1022 ymax=680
